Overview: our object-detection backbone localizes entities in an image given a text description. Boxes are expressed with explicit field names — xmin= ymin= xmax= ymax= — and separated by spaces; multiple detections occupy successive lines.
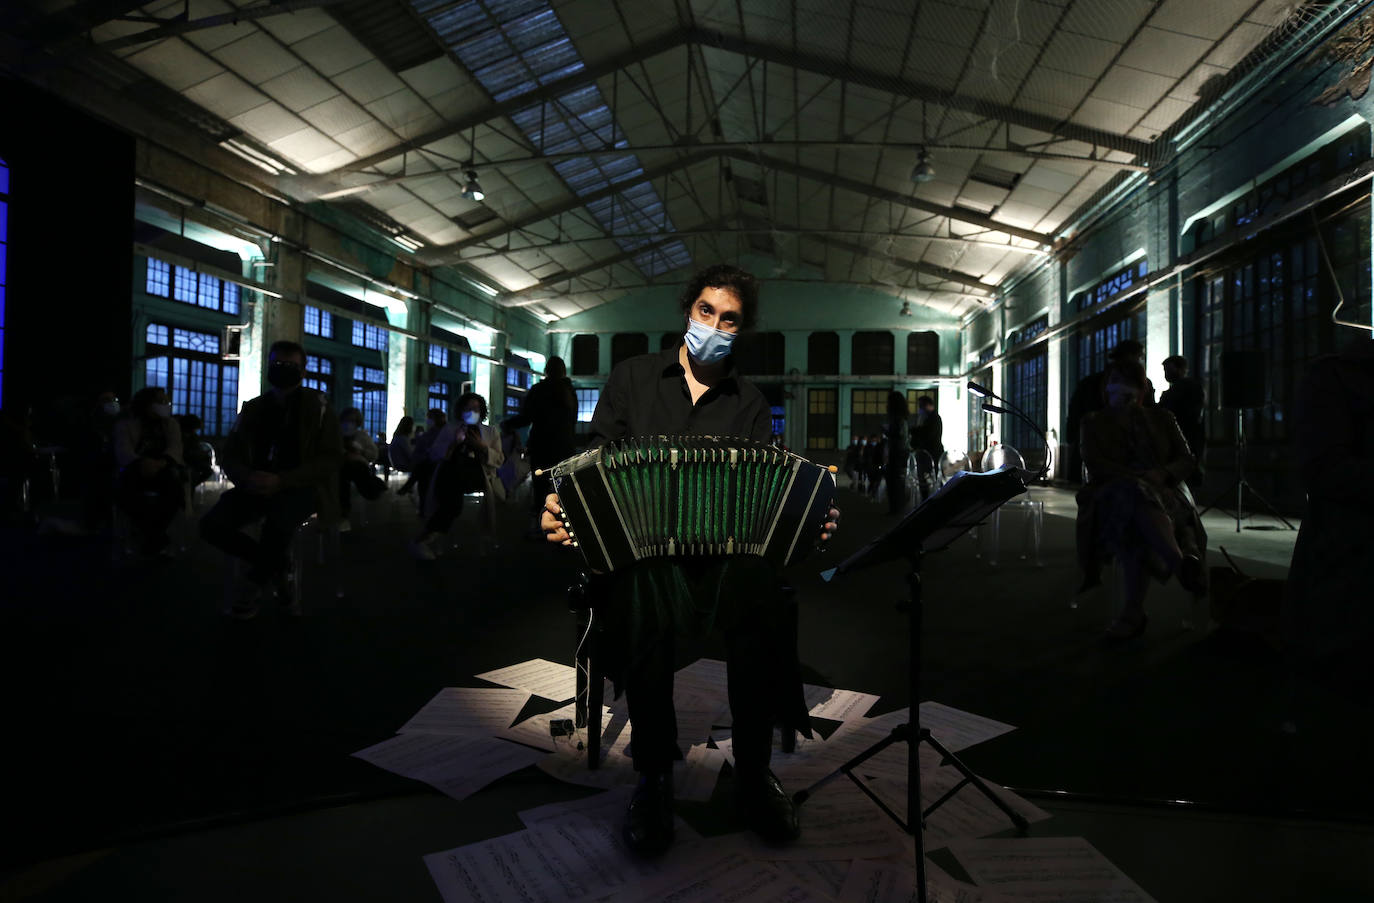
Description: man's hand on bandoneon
xmin=541 ymin=493 xmax=573 ymax=545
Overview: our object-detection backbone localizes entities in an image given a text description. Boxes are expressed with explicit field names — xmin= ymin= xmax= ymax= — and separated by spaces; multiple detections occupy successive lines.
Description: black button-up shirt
xmin=589 ymin=346 xmax=772 ymax=447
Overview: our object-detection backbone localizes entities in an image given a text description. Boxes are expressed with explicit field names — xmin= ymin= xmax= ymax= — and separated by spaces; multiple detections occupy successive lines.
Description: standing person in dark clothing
xmin=882 ymin=391 xmax=910 ymax=514
xmin=540 ymin=264 xmax=839 ymax=858
xmin=404 ymin=409 xmax=447 ymax=501
xmin=1065 ymin=339 xmax=1154 ymax=483
xmin=502 ymin=355 xmax=577 ymax=535
xmin=1159 ymin=355 xmax=1206 ymax=483
xmin=199 ymin=340 xmax=341 ymax=618
xmin=911 ymin=395 xmax=944 ymax=500
xmin=865 ymin=433 xmax=884 ymax=500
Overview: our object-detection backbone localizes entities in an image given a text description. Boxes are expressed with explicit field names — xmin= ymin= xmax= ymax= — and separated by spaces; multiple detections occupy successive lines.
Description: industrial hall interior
xmin=3 ymin=0 xmax=1373 ymax=900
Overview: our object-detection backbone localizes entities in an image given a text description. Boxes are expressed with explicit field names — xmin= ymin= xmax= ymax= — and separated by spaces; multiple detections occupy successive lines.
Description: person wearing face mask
xmin=844 ymin=436 xmax=864 ymax=488
xmin=335 ymin=407 xmax=387 ymax=530
xmin=200 ymin=340 xmax=342 ymax=617
xmin=112 ymin=385 xmax=185 ymax=555
xmin=539 ymin=264 xmax=840 ymax=859
xmin=409 ymin=394 xmax=504 ymax=559
xmin=1077 ymin=358 xmax=1207 ymax=640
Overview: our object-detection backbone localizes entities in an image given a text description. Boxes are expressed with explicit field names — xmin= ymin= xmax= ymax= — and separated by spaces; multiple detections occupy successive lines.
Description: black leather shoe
xmin=735 ymin=770 xmax=800 ymax=843
xmin=623 ymin=771 xmax=674 ymax=857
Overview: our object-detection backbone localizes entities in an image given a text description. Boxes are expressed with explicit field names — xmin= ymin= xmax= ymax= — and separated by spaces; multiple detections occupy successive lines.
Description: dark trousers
xmin=115 ymin=466 xmax=184 ymax=549
xmin=614 ymin=558 xmax=793 ymax=776
xmin=884 ymin=461 xmax=907 ymax=514
xmin=199 ymin=486 xmax=318 ymax=583
xmin=338 ymin=460 xmax=385 ymax=515
xmin=424 ymin=456 xmax=483 ymax=534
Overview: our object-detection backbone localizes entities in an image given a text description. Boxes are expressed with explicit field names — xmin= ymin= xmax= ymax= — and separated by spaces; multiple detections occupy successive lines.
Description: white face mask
xmin=462 ymin=410 xmax=481 ymax=425
xmin=102 ymin=402 xmax=121 ymax=417
xmin=152 ymin=403 xmax=172 ymax=418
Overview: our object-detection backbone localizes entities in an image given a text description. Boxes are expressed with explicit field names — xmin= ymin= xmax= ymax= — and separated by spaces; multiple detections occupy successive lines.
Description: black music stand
xmin=798 ymin=466 xmax=1033 ymax=903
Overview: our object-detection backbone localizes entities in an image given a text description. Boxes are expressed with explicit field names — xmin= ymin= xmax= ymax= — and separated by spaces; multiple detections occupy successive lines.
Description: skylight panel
xmin=413 ymin=0 xmax=690 ymax=280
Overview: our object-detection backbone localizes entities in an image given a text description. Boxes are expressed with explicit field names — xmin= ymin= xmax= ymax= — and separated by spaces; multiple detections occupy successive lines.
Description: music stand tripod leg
xmin=918 ymin=728 xmax=1030 ymax=833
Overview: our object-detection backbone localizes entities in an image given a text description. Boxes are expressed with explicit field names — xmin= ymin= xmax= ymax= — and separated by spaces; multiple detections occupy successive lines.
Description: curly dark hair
xmin=1101 ymin=358 xmax=1148 ymax=404
xmin=455 ymin=392 xmax=488 ymax=423
xmin=678 ymin=264 xmax=759 ymax=331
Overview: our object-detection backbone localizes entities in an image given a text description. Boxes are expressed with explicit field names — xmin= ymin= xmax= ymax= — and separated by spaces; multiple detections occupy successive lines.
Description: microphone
xmin=968 ymin=381 xmax=1051 ymax=480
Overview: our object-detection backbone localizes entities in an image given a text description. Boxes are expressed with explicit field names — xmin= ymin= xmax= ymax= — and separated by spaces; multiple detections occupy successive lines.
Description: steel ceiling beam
xmin=723 ymin=149 xmax=1051 ymax=246
xmin=93 ymin=0 xmax=355 ymax=51
xmin=325 ymin=26 xmax=1150 ymax=179
xmin=817 ymin=236 xmax=998 ymax=295
xmin=414 ymin=151 xmax=717 ymax=266
xmin=424 ymin=149 xmax=1051 ymax=266
xmin=499 ymin=224 xmax=726 ymax=302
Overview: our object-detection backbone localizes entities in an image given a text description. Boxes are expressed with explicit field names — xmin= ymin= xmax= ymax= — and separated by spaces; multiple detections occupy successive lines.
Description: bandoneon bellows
xmin=550 ymin=437 xmax=836 ymax=573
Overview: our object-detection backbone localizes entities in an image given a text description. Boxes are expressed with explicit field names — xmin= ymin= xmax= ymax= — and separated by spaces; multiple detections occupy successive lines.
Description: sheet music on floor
xmin=497 ymin=700 xmax=605 ymax=752
xmin=396 ymin=687 xmax=530 ymax=735
xmin=673 ymin=658 xmax=731 ymax=709
xmin=804 ymin=685 xmax=881 ymax=722
xmin=605 ymin=844 xmax=835 ymax=903
xmin=948 ymin=837 xmax=1158 ymax=902
xmin=475 ymin=658 xmax=578 ymax=701
xmin=918 ymin=702 xmax=1016 ymax=752
xmin=351 ymin=731 xmax=545 ymax=801
xmin=425 ymin=815 xmax=690 ymax=903
xmin=858 ymin=767 xmax=1051 ymax=850
xmin=837 ymin=859 xmax=1022 ymax=903
xmin=516 ymin=785 xmax=703 ymax=842
xmin=751 ymin=777 xmax=907 ymax=861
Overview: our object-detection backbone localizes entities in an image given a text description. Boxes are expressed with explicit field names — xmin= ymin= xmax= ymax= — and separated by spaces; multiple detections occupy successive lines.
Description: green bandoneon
xmin=549 ymin=436 xmax=836 ymax=573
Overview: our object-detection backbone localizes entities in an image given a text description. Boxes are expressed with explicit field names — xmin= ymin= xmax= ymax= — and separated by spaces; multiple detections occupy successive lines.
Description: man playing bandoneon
xmin=541 ymin=263 xmax=839 ymax=856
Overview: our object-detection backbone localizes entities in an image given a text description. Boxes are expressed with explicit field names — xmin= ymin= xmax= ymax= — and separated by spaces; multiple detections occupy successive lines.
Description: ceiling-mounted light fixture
xmin=899 ymin=300 xmax=913 ymax=317
xmin=461 ymin=169 xmax=486 ymax=202
xmin=910 ymin=147 xmax=935 ymax=184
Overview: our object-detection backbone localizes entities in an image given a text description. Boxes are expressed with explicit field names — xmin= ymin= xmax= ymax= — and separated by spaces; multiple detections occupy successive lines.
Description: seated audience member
xmin=79 ymin=389 xmax=123 ymax=531
xmin=403 ymin=409 xmax=447 ymax=499
xmin=113 ymin=386 xmax=185 ymax=555
xmin=389 ymin=416 xmax=416 ymax=477
xmin=176 ymin=414 xmax=215 ymax=488
xmin=1077 ymin=358 xmax=1207 ymax=640
xmin=199 ymin=340 xmax=341 ymax=617
xmin=337 ymin=407 xmax=387 ymax=527
xmin=409 ymin=393 xmax=504 ymax=559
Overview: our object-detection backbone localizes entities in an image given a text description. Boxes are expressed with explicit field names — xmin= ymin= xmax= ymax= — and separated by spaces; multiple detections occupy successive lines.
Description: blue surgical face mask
xmin=462 ymin=410 xmax=481 ymax=425
xmin=684 ymin=318 xmax=737 ymax=365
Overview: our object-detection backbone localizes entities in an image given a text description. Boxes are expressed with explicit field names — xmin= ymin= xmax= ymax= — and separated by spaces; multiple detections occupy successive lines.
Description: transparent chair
xmin=973 ymin=444 xmax=1043 ymax=566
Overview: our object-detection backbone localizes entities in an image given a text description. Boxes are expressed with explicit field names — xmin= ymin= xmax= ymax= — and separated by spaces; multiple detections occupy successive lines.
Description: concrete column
xmin=836 ymin=330 xmax=854 ymax=446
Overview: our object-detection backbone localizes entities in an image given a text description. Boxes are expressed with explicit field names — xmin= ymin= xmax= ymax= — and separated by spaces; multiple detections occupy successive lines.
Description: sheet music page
xmin=803 ymin=685 xmax=881 ymax=722
xmin=750 ymin=777 xmax=906 ymax=861
xmin=673 ymin=658 xmax=731 ymax=709
xmin=351 ymin=732 xmax=544 ymax=801
xmin=838 ymin=860 xmax=1022 ymax=903
xmin=677 ymin=743 xmax=727 ymax=802
xmin=771 ymin=858 xmax=851 ymax=900
xmin=517 ymin=785 xmax=702 ymax=841
xmin=424 ymin=816 xmax=683 ymax=903
xmin=859 ymin=768 xmax=1051 ymax=850
xmin=606 ymin=846 xmax=834 ymax=903
xmin=948 ymin=837 xmax=1158 ymax=902
xmin=475 ymin=658 xmax=578 ymax=701
xmin=497 ymin=701 xmax=603 ymax=752
xmin=918 ymin=702 xmax=1017 ymax=752
xmin=397 ymin=687 xmax=531 ymax=735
